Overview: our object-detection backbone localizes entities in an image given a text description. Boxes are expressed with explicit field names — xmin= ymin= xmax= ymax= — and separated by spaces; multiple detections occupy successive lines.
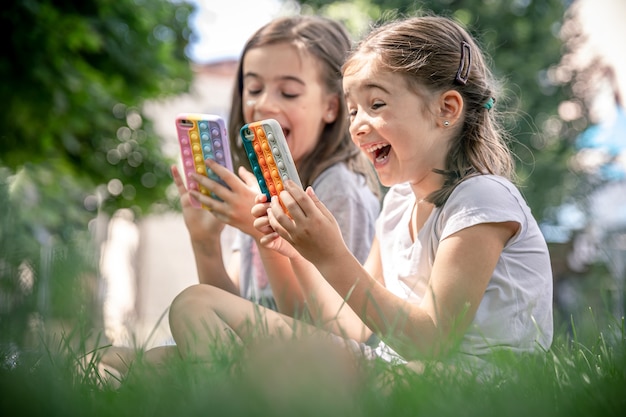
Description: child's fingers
xmin=253 ymin=215 xmax=274 ymax=235
xmin=254 ymin=193 xmax=269 ymax=204
xmin=191 ymin=173 xmax=225 ymax=201
xmin=205 ymin=159 xmax=242 ymax=192
xmin=188 ymin=190 xmax=218 ymax=211
xmin=259 ymin=232 xmax=280 ymax=247
xmin=203 ymin=158 xmax=233 ymax=182
xmin=267 ymin=198 xmax=295 ymax=240
xmin=239 ymin=166 xmax=261 ymax=191
xmin=171 ymin=165 xmax=189 ymax=197
xmin=282 ymin=181 xmax=325 ymax=221
xmin=275 ymin=180 xmax=314 ymax=220
xmin=305 ymin=186 xmax=335 ymax=222
xmin=251 ymin=201 xmax=271 ymax=218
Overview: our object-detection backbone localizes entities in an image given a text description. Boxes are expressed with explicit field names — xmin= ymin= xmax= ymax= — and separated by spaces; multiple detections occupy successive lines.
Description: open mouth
xmin=366 ymin=143 xmax=391 ymax=164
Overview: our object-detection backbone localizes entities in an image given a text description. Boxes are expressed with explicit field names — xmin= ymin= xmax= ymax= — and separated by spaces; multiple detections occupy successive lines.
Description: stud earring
xmin=443 ymin=120 xmax=450 ymax=127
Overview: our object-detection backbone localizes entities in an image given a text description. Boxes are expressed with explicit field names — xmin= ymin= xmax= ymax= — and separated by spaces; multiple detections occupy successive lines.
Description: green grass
xmin=1 ymin=310 xmax=625 ymax=417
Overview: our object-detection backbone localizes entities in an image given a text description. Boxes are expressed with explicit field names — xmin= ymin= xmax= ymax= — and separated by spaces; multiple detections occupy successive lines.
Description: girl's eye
xmin=372 ymin=101 xmax=385 ymax=110
xmin=282 ymin=91 xmax=299 ymax=99
xmin=247 ymin=88 xmax=262 ymax=96
xmin=348 ymin=109 xmax=357 ymax=119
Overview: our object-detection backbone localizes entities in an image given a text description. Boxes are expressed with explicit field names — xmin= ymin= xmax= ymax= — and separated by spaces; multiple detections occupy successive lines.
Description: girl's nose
xmin=251 ymin=91 xmax=279 ymax=118
xmin=349 ymin=111 xmax=370 ymax=139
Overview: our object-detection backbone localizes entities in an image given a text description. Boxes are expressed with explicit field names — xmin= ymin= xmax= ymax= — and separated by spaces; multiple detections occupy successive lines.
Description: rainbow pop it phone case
xmin=240 ymin=119 xmax=303 ymax=204
xmin=175 ymin=113 xmax=233 ymax=208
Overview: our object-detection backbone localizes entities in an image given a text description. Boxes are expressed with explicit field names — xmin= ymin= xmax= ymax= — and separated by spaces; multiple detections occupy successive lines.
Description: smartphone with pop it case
xmin=240 ymin=119 xmax=303 ymax=206
xmin=175 ymin=113 xmax=233 ymax=208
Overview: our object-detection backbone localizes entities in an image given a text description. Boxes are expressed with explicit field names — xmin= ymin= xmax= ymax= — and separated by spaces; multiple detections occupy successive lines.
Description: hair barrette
xmin=483 ymin=97 xmax=495 ymax=110
xmin=454 ymin=41 xmax=472 ymax=85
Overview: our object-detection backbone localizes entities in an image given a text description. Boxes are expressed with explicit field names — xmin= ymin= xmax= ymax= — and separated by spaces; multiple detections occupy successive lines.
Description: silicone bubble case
xmin=240 ymin=119 xmax=303 ymax=202
xmin=175 ymin=113 xmax=233 ymax=208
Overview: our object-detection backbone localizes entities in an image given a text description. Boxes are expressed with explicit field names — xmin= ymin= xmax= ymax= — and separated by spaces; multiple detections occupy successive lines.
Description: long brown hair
xmin=344 ymin=15 xmax=514 ymax=206
xmin=228 ymin=15 xmax=377 ymax=190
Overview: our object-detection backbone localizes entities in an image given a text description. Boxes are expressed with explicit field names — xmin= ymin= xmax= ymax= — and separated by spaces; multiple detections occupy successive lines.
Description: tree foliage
xmin=1 ymin=0 xmax=194 ymax=220
xmin=0 ymin=0 xmax=195 ymax=340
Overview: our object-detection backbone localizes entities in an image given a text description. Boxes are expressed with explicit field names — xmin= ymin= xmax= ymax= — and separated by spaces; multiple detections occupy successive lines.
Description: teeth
xmin=365 ymin=143 xmax=387 ymax=153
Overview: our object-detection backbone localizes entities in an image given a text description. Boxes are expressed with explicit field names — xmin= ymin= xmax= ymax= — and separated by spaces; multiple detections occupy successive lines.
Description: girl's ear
xmin=324 ymin=94 xmax=340 ymax=123
xmin=438 ymin=90 xmax=464 ymax=128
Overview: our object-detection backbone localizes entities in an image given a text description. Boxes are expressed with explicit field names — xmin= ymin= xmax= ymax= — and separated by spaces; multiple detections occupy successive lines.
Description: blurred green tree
xmin=1 ymin=0 xmax=194 ymax=217
xmin=298 ymin=0 xmax=580 ymax=218
xmin=0 ymin=0 xmax=195 ymax=342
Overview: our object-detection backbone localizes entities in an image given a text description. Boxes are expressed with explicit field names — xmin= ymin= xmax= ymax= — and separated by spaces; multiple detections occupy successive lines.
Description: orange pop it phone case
xmin=240 ymin=119 xmax=303 ymax=204
xmin=175 ymin=113 xmax=233 ymax=208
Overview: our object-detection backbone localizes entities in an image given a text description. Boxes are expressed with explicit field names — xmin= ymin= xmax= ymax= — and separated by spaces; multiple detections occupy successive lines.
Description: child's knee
xmin=171 ymin=285 xmax=211 ymax=318
xmin=169 ymin=284 xmax=225 ymax=333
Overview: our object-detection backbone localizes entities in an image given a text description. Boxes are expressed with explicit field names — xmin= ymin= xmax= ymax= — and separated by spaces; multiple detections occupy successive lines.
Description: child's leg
xmin=95 ymin=345 xmax=179 ymax=379
xmin=169 ymin=284 xmax=319 ymax=360
xmin=143 ymin=345 xmax=180 ymax=363
xmin=98 ymin=345 xmax=136 ymax=374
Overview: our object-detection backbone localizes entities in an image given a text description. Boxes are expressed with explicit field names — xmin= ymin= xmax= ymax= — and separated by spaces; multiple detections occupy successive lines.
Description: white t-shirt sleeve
xmin=439 ymin=176 xmax=530 ymax=243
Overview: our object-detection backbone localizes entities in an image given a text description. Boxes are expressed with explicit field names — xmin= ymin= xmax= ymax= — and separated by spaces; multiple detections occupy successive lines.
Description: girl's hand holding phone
xmin=251 ymin=192 xmax=301 ymax=260
xmin=264 ymin=181 xmax=347 ymax=266
xmin=171 ymin=164 xmax=225 ymax=241
xmin=189 ymin=160 xmax=261 ymax=237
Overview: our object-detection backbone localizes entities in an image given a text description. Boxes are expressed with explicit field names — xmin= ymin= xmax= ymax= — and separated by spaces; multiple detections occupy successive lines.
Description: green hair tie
xmin=483 ymin=97 xmax=495 ymax=110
